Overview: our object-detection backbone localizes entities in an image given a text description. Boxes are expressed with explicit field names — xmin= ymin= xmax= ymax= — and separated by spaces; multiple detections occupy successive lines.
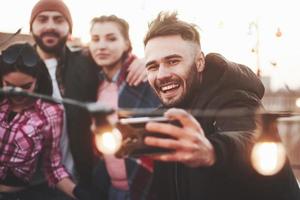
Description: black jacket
xmin=61 ymin=47 xmax=99 ymax=187
xmin=149 ymin=53 xmax=300 ymax=200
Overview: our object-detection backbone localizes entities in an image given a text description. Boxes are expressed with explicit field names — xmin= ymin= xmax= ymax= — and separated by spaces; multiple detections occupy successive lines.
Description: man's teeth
xmin=161 ymin=83 xmax=179 ymax=92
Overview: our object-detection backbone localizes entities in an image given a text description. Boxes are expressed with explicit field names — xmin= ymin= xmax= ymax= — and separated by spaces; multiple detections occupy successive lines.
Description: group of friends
xmin=0 ymin=0 xmax=299 ymax=200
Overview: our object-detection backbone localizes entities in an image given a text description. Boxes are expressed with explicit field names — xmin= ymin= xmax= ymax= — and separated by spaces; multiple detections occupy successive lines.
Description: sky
xmin=1 ymin=0 xmax=300 ymax=91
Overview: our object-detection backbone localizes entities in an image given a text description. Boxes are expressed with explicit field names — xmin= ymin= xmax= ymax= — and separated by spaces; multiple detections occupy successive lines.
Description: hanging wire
xmin=0 ymin=86 xmax=114 ymax=116
xmin=0 ymin=86 xmax=296 ymax=118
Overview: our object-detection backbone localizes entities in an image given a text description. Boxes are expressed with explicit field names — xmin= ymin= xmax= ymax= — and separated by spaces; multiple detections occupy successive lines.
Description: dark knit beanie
xmin=30 ymin=0 xmax=73 ymax=33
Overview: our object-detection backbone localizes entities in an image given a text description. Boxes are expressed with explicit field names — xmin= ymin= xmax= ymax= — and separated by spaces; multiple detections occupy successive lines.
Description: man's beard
xmin=156 ymin=63 xmax=200 ymax=108
xmin=33 ymin=32 xmax=68 ymax=54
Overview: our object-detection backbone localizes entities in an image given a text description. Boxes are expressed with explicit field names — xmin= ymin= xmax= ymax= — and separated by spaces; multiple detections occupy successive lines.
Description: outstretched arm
xmin=144 ymin=108 xmax=216 ymax=168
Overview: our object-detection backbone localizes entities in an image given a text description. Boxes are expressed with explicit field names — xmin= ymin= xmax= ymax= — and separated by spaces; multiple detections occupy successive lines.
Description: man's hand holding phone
xmin=114 ymin=116 xmax=176 ymax=158
xmin=144 ymin=108 xmax=216 ymax=168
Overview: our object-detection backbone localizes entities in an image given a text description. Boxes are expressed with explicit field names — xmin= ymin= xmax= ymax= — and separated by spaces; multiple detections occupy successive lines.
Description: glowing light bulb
xmin=295 ymin=98 xmax=300 ymax=108
xmin=95 ymin=128 xmax=123 ymax=155
xmin=251 ymin=142 xmax=286 ymax=176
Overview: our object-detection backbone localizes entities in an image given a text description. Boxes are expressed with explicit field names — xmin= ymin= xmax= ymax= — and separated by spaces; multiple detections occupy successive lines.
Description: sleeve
xmin=207 ymin=91 xmax=300 ymax=199
xmin=206 ymin=90 xmax=261 ymax=174
xmin=42 ymin=103 xmax=70 ymax=186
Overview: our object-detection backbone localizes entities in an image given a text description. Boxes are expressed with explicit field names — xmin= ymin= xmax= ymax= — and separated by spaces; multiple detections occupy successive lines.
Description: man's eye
xmin=146 ymin=64 xmax=158 ymax=71
xmin=53 ymin=16 xmax=67 ymax=24
xmin=168 ymin=59 xmax=179 ymax=65
xmin=55 ymin=19 xmax=65 ymax=24
xmin=37 ymin=16 xmax=47 ymax=23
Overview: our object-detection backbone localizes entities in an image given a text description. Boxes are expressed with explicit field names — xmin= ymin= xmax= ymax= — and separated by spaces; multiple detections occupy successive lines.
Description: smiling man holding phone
xmin=142 ymin=12 xmax=300 ymax=200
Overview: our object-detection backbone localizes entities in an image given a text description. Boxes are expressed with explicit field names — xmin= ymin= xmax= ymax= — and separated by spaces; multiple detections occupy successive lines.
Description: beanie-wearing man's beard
xmin=33 ymin=32 xmax=68 ymax=55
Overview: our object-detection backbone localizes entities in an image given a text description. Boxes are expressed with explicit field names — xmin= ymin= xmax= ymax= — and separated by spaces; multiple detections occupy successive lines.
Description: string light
xmin=95 ymin=127 xmax=123 ymax=155
xmin=295 ymin=98 xmax=300 ymax=108
xmin=251 ymin=114 xmax=287 ymax=176
xmin=0 ymin=87 xmax=295 ymax=176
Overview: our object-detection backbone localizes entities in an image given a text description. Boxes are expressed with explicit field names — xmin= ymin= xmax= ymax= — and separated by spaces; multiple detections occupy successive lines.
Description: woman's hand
xmin=126 ymin=58 xmax=147 ymax=86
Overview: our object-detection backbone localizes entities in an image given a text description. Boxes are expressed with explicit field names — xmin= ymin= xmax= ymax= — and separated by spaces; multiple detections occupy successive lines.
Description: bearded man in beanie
xmin=28 ymin=0 xmax=98 ymax=199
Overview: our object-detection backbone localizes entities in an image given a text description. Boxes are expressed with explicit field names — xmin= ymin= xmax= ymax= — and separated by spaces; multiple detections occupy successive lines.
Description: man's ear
xmin=195 ymin=51 xmax=205 ymax=72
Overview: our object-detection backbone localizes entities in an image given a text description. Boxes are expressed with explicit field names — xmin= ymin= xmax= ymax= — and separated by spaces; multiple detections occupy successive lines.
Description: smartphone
xmin=114 ymin=116 xmax=179 ymax=158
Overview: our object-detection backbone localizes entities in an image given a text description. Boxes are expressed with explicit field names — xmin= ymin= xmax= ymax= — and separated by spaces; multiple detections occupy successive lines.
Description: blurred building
xmin=0 ymin=31 xmax=84 ymax=52
xmin=0 ymin=31 xmax=34 ymax=52
xmin=262 ymin=74 xmax=300 ymax=112
xmin=262 ymin=75 xmax=300 ymax=183
xmin=263 ymin=90 xmax=300 ymax=112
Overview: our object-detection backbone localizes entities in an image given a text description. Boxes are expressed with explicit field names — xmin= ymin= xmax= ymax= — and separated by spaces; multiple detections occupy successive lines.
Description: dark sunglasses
xmin=2 ymin=43 xmax=38 ymax=67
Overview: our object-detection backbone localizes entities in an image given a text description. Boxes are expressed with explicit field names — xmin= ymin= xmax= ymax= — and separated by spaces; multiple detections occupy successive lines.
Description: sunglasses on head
xmin=2 ymin=43 xmax=38 ymax=68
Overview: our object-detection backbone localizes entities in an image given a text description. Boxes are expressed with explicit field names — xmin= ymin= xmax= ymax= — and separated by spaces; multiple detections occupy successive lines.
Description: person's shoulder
xmin=66 ymin=46 xmax=97 ymax=68
xmin=205 ymin=53 xmax=227 ymax=66
xmin=205 ymin=52 xmax=253 ymax=75
xmin=66 ymin=46 xmax=88 ymax=59
xmin=202 ymin=53 xmax=227 ymax=83
xmin=203 ymin=52 xmax=264 ymax=99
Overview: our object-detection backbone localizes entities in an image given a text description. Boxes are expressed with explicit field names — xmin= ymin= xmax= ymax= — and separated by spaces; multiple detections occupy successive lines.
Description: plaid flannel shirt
xmin=0 ymin=99 xmax=69 ymax=186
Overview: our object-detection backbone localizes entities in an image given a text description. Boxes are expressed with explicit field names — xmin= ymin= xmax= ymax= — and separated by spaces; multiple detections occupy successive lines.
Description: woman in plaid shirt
xmin=0 ymin=43 xmax=85 ymax=200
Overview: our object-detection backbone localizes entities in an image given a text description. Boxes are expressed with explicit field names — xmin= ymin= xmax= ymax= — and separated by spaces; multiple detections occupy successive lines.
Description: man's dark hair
xmin=144 ymin=12 xmax=201 ymax=47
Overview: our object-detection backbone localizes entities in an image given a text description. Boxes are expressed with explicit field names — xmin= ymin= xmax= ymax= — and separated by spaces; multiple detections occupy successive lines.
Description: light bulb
xmin=251 ymin=141 xmax=286 ymax=176
xmin=295 ymin=98 xmax=300 ymax=108
xmin=95 ymin=128 xmax=123 ymax=155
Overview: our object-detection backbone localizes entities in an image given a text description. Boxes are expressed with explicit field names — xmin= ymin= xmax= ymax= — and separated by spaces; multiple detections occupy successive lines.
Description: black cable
xmin=0 ymin=86 xmax=299 ymax=119
xmin=0 ymin=86 xmax=114 ymax=116
xmin=118 ymin=106 xmax=294 ymax=118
